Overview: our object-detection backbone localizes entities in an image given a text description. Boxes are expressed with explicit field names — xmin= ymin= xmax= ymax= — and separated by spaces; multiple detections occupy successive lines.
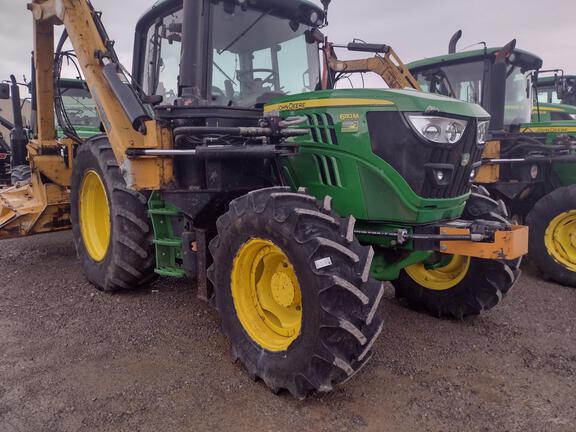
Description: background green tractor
xmin=408 ymin=31 xmax=576 ymax=287
xmin=533 ymin=73 xmax=576 ymax=121
xmin=536 ymin=73 xmax=576 ymax=107
xmin=55 ymin=78 xmax=101 ymax=140
xmin=0 ymin=76 xmax=100 ymax=186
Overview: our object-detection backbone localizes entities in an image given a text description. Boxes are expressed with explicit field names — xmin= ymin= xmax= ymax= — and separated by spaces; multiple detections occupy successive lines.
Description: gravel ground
xmin=1 ymin=231 xmax=575 ymax=432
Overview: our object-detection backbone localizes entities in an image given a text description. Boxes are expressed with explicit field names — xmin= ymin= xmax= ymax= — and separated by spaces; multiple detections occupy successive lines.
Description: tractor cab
xmin=536 ymin=74 xmax=576 ymax=106
xmin=408 ymin=45 xmax=543 ymax=131
xmin=56 ymin=78 xmax=101 ymax=139
xmin=132 ymin=0 xmax=323 ymax=108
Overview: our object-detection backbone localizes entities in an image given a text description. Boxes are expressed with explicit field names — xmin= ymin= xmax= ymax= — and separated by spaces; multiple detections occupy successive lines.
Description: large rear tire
xmin=392 ymin=191 xmax=520 ymax=319
xmin=71 ymin=136 xmax=156 ymax=291
xmin=208 ymin=187 xmax=384 ymax=399
xmin=526 ymin=185 xmax=576 ymax=287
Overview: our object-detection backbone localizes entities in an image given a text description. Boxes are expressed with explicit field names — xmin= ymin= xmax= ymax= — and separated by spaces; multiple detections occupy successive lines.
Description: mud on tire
xmin=208 ymin=187 xmax=384 ymax=399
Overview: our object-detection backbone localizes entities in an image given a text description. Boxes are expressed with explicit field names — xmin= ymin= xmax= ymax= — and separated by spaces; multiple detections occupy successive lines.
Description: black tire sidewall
xmin=71 ymin=139 xmax=114 ymax=289
xmin=527 ymin=186 xmax=576 ymax=286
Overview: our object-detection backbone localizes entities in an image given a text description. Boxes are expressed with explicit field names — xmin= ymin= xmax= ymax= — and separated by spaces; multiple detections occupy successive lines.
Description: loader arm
xmin=0 ymin=0 xmax=173 ymax=240
xmin=28 ymin=0 xmax=172 ymax=190
xmin=323 ymin=42 xmax=421 ymax=90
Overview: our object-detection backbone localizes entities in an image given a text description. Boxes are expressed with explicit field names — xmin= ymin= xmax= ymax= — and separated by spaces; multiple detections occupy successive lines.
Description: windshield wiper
xmin=218 ymin=11 xmax=269 ymax=54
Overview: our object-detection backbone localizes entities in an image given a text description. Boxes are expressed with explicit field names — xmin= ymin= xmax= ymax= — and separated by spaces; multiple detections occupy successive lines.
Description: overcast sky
xmin=1 ymin=0 xmax=575 ymax=85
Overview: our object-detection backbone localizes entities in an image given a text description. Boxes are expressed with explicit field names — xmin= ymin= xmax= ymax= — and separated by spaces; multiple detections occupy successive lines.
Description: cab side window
xmin=142 ymin=10 xmax=183 ymax=104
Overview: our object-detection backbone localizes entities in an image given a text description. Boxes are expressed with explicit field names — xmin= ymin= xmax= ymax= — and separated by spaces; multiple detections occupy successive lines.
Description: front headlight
xmin=477 ymin=121 xmax=489 ymax=144
xmin=407 ymin=115 xmax=468 ymax=144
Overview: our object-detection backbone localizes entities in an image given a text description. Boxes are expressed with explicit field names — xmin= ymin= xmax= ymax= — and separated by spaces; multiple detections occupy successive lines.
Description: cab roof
xmin=136 ymin=0 xmax=324 ymax=34
xmin=407 ymin=47 xmax=543 ymax=73
xmin=537 ymin=75 xmax=576 ymax=87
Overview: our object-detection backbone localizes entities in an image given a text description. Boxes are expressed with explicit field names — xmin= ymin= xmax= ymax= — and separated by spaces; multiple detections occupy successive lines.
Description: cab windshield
xmin=537 ymin=86 xmax=562 ymax=104
xmin=414 ymin=60 xmax=534 ymax=126
xmin=142 ymin=4 xmax=320 ymax=107
xmin=60 ymin=86 xmax=100 ymax=128
xmin=212 ymin=5 xmax=320 ymax=107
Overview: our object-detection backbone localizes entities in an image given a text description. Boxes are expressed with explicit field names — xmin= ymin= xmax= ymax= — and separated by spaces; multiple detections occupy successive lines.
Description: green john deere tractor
xmin=408 ymin=31 xmax=576 ymax=287
xmin=124 ymin=0 xmax=526 ymax=396
xmin=533 ymin=73 xmax=576 ymax=122
xmin=536 ymin=73 xmax=576 ymax=106
xmin=0 ymin=0 xmax=527 ymax=399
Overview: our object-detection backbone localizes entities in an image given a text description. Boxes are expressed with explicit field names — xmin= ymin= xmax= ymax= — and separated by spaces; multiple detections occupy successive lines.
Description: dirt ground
xmin=0 ymin=231 xmax=575 ymax=432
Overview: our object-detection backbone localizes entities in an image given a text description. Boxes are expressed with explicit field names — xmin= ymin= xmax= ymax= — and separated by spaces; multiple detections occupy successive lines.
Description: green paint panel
xmin=274 ymin=89 xmax=482 ymax=225
xmin=148 ymin=192 xmax=186 ymax=278
xmin=521 ymin=118 xmax=576 ymax=186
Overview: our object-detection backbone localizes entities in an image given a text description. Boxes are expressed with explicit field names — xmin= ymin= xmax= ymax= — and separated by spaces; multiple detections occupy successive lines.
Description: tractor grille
xmin=313 ymin=154 xmax=342 ymax=187
xmin=306 ymin=114 xmax=339 ymax=146
xmin=367 ymin=111 xmax=483 ymax=199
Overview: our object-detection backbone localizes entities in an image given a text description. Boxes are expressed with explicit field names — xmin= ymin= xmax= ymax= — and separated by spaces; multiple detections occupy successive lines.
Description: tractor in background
xmin=533 ymin=72 xmax=576 ymax=122
xmin=536 ymin=73 xmax=576 ymax=106
xmin=0 ymin=75 xmax=100 ymax=186
xmin=408 ymin=31 xmax=576 ymax=287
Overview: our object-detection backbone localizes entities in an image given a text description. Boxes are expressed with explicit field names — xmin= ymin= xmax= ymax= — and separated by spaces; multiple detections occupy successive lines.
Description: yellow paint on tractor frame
xmin=264 ymin=98 xmax=394 ymax=113
xmin=521 ymin=126 xmax=576 ymax=133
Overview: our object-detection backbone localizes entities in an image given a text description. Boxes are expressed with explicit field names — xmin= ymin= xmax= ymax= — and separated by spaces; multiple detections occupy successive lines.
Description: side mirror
xmin=320 ymin=0 xmax=331 ymax=26
xmin=556 ymin=78 xmax=568 ymax=99
xmin=0 ymin=83 xmax=9 ymax=100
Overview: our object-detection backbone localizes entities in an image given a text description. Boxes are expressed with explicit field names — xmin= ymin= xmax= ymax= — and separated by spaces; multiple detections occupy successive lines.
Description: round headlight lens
xmin=446 ymin=122 xmax=464 ymax=143
xmin=422 ymin=124 xmax=441 ymax=141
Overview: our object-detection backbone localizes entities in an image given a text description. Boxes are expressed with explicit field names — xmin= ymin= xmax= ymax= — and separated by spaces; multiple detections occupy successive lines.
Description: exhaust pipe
xmin=448 ymin=30 xmax=462 ymax=54
xmin=9 ymin=75 xmax=28 ymax=168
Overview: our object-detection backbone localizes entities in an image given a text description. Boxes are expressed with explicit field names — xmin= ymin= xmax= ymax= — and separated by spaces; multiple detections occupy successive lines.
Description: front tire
xmin=526 ymin=185 xmax=576 ymax=287
xmin=392 ymin=191 xmax=520 ymax=319
xmin=208 ymin=187 xmax=384 ymax=399
xmin=71 ymin=136 xmax=156 ymax=291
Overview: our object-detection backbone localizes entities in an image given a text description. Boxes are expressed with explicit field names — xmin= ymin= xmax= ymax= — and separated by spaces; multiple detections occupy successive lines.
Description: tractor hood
xmin=264 ymin=89 xmax=490 ymax=119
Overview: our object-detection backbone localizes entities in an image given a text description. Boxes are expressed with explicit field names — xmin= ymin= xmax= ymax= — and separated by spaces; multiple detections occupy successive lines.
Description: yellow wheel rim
xmin=544 ymin=210 xmax=576 ymax=272
xmin=79 ymin=170 xmax=111 ymax=262
xmin=231 ymin=238 xmax=302 ymax=352
xmin=405 ymin=255 xmax=471 ymax=291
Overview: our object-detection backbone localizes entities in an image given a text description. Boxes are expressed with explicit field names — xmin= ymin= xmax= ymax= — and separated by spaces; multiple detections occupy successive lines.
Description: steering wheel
xmin=237 ymin=69 xmax=277 ymax=87
xmin=211 ymin=86 xmax=226 ymax=98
